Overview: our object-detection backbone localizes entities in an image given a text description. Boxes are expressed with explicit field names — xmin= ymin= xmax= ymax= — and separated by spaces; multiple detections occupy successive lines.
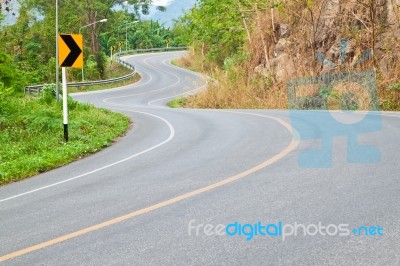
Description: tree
xmin=0 ymin=50 xmax=25 ymax=94
xmin=184 ymin=0 xmax=246 ymax=66
xmin=0 ymin=0 xmax=167 ymax=82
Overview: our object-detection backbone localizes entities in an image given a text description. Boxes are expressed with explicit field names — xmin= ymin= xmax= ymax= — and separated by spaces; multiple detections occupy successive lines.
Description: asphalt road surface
xmin=1 ymin=52 xmax=400 ymax=265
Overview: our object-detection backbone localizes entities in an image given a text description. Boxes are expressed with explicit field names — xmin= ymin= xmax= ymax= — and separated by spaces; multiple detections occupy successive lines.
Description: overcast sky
xmin=152 ymin=0 xmax=173 ymax=6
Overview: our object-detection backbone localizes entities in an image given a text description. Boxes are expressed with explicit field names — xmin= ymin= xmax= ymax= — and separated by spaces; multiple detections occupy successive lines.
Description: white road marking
xmin=0 ymin=53 xmax=184 ymax=203
xmin=102 ymin=56 xmax=182 ymax=105
xmin=0 ymin=110 xmax=175 ymax=203
xmin=0 ymin=111 xmax=299 ymax=262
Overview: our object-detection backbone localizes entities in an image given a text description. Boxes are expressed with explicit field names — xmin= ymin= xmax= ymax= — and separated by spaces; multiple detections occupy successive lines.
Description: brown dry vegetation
xmin=181 ymin=0 xmax=400 ymax=110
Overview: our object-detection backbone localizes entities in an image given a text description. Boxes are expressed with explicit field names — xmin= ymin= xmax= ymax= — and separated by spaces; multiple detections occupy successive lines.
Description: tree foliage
xmin=0 ymin=50 xmax=25 ymax=94
xmin=0 ymin=0 xmax=177 ymax=88
xmin=181 ymin=0 xmax=246 ymax=66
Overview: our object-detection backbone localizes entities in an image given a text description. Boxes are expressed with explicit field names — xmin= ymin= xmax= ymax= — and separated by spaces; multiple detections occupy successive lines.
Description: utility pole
xmin=55 ymin=0 xmax=59 ymax=101
xmin=79 ymin=19 xmax=108 ymax=81
xmin=126 ymin=24 xmax=128 ymax=53
xmin=125 ymin=21 xmax=139 ymax=54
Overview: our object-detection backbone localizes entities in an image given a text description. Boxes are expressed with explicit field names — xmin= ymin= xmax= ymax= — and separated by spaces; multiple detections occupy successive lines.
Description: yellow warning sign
xmin=58 ymin=34 xmax=83 ymax=68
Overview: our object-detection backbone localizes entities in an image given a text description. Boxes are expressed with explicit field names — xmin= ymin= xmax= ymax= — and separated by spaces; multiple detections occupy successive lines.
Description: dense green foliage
xmin=99 ymin=19 xmax=185 ymax=53
xmin=0 ymin=0 xmax=179 ymax=87
xmin=0 ymin=1 xmax=144 ymax=183
xmin=0 ymin=51 xmax=25 ymax=93
xmin=178 ymin=0 xmax=247 ymax=66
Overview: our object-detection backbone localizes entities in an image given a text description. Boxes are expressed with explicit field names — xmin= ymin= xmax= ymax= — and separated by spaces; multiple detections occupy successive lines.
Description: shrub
xmin=39 ymin=84 xmax=57 ymax=105
xmin=0 ymin=51 xmax=26 ymax=94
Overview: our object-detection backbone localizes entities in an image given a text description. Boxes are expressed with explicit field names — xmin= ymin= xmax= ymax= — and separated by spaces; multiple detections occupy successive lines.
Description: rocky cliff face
xmin=258 ymin=0 xmax=400 ymax=82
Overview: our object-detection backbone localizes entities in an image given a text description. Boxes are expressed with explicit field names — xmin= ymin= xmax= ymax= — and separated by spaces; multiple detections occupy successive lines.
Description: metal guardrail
xmin=24 ymin=59 xmax=135 ymax=95
xmin=24 ymin=47 xmax=188 ymax=95
xmin=114 ymin=46 xmax=188 ymax=57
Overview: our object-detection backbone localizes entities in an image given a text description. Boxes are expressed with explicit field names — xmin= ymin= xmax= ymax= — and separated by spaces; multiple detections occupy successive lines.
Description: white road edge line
xmin=0 ymin=110 xmax=175 ymax=203
xmin=147 ymin=84 xmax=205 ymax=106
xmin=0 ymin=111 xmax=300 ymax=263
xmin=2 ymin=51 xmax=397 ymax=203
xmin=0 ymin=53 xmax=186 ymax=203
xmin=147 ymin=58 xmax=206 ymax=106
xmin=103 ymin=55 xmax=182 ymax=105
xmin=69 ymin=54 xmax=156 ymax=96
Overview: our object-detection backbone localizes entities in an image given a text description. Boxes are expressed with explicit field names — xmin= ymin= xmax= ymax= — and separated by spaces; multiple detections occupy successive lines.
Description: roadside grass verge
xmin=173 ymin=51 xmax=400 ymax=111
xmin=170 ymin=58 xmax=198 ymax=73
xmin=0 ymin=96 xmax=130 ymax=185
xmin=168 ymin=97 xmax=187 ymax=108
xmin=170 ymin=53 xmax=283 ymax=109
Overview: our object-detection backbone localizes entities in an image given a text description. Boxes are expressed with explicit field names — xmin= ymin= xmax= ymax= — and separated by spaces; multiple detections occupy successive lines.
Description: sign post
xmin=111 ymin=46 xmax=116 ymax=63
xmin=62 ymin=67 xmax=68 ymax=142
xmin=58 ymin=34 xmax=83 ymax=142
xmin=118 ymin=41 xmax=124 ymax=53
xmin=166 ymin=38 xmax=170 ymax=48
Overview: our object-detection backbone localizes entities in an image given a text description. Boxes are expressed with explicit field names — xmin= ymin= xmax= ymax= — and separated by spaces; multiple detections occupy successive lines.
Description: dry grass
xmin=179 ymin=50 xmax=288 ymax=109
xmin=185 ymin=76 xmax=287 ymax=109
xmin=181 ymin=0 xmax=400 ymax=111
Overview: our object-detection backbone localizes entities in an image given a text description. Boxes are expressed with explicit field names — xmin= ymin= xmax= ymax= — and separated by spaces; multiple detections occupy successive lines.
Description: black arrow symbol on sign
xmin=60 ymin=35 xmax=82 ymax=67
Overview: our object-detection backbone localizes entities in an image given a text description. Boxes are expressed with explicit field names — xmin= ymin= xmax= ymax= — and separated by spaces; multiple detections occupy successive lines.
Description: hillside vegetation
xmin=177 ymin=0 xmax=400 ymax=110
xmin=1 ymin=0 xmax=175 ymax=184
xmin=0 ymin=0 xmax=184 ymax=87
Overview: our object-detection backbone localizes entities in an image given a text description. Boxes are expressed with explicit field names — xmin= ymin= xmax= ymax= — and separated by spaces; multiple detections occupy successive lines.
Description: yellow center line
xmin=0 ymin=114 xmax=299 ymax=263
xmin=103 ymin=53 xmax=183 ymax=104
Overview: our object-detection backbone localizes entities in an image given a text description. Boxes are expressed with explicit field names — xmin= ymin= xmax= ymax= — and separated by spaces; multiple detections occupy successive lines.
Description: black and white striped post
xmin=61 ymin=67 xmax=69 ymax=142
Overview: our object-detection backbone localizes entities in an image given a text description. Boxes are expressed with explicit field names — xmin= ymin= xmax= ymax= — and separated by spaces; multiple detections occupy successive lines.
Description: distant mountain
xmin=144 ymin=0 xmax=197 ymax=27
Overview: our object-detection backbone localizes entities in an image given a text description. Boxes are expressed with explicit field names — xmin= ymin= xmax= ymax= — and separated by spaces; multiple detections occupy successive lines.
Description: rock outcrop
xmin=258 ymin=0 xmax=400 ymax=82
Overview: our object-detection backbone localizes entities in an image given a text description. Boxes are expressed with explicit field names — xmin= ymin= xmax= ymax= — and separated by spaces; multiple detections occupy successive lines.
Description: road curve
xmin=1 ymin=52 xmax=400 ymax=265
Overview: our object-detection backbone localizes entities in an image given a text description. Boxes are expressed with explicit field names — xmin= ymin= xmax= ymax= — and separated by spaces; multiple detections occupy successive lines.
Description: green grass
xmin=170 ymin=59 xmax=179 ymax=67
xmin=389 ymin=83 xmax=400 ymax=91
xmin=170 ymin=59 xmax=197 ymax=73
xmin=168 ymin=97 xmax=187 ymax=108
xmin=0 ymin=96 xmax=130 ymax=185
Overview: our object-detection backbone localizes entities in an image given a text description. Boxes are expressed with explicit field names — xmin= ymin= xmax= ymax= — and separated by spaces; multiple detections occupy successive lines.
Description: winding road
xmin=1 ymin=52 xmax=400 ymax=265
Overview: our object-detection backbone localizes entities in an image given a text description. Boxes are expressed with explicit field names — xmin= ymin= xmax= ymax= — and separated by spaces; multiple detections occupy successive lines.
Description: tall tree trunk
xmin=91 ymin=24 xmax=99 ymax=54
